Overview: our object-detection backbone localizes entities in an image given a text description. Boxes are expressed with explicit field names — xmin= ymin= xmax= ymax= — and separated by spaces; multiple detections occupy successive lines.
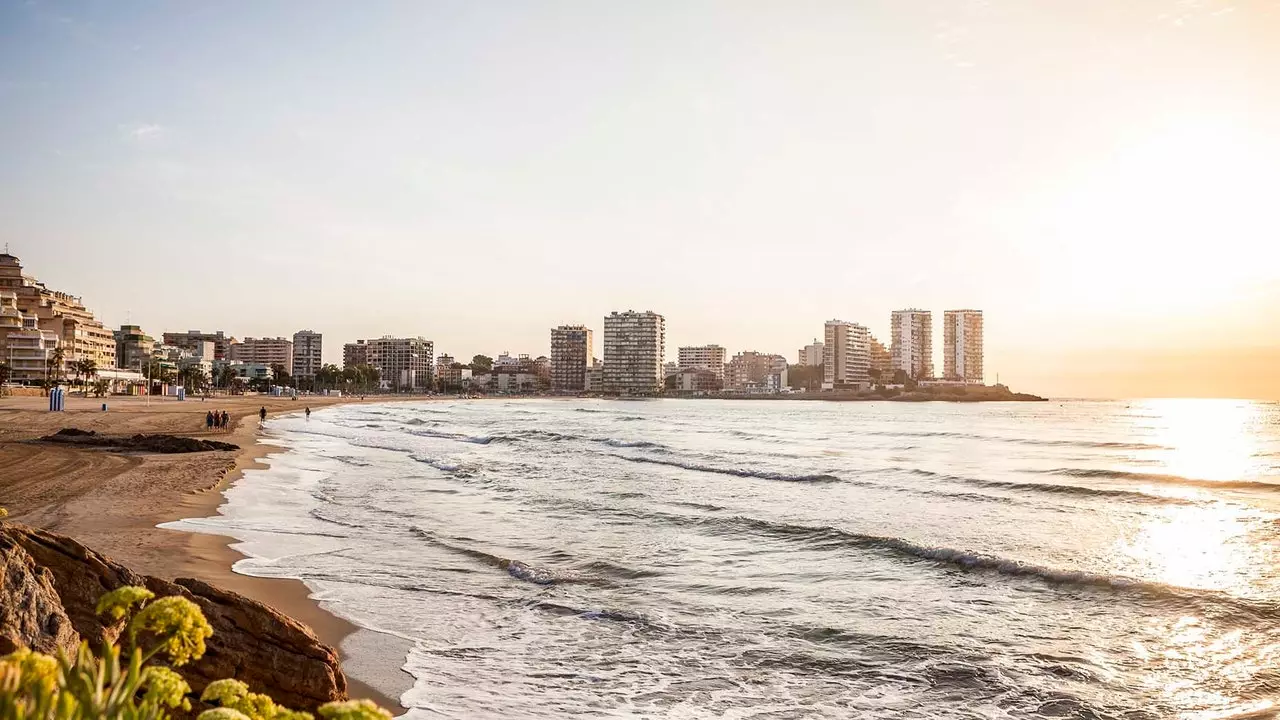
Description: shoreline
xmin=0 ymin=394 xmax=425 ymax=711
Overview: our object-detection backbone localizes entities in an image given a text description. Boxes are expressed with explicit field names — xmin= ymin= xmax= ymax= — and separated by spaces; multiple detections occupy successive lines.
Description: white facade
xmin=797 ymin=340 xmax=824 ymax=367
xmin=890 ymin=309 xmax=934 ymax=380
xmin=822 ymin=320 xmax=870 ymax=389
xmin=677 ymin=345 xmax=726 ymax=382
xmin=603 ymin=311 xmax=665 ymax=394
xmin=365 ymin=336 xmax=434 ymax=391
xmin=943 ymin=310 xmax=984 ymax=383
xmin=231 ymin=337 xmax=294 ymax=375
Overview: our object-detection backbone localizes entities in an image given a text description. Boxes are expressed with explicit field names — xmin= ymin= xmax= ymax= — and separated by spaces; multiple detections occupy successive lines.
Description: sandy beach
xmin=0 ymin=392 xmax=418 ymax=710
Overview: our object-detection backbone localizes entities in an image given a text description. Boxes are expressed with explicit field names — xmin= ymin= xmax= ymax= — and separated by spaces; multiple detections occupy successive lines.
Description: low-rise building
xmin=724 ymin=351 xmax=788 ymax=392
xmin=162 ymin=330 xmax=232 ymax=361
xmin=114 ymin=325 xmax=155 ymax=372
xmin=672 ymin=368 xmax=721 ymax=394
xmin=231 ymin=337 xmax=294 ymax=375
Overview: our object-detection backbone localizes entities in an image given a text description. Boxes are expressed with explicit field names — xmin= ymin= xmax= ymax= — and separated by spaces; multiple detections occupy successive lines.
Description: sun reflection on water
xmin=1134 ymin=399 xmax=1269 ymax=482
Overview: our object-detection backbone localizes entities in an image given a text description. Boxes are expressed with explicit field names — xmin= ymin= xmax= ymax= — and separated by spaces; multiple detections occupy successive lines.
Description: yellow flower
xmin=128 ymin=596 xmax=213 ymax=666
xmin=201 ymin=678 xmax=250 ymax=705
xmin=198 ymin=708 xmax=252 ymax=720
xmin=235 ymin=691 xmax=279 ymax=720
xmin=0 ymin=649 xmax=59 ymax=695
xmin=142 ymin=666 xmax=192 ymax=710
xmin=95 ymin=586 xmax=156 ymax=621
xmin=317 ymin=699 xmax=393 ymax=720
xmin=275 ymin=709 xmax=316 ymax=720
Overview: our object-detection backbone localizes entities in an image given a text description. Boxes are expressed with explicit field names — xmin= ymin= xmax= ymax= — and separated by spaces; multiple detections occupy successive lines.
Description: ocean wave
xmin=597 ymin=438 xmax=664 ymax=449
xmin=611 ymin=454 xmax=840 ymax=483
xmin=407 ymin=428 xmax=495 ymax=445
xmin=410 ymin=528 xmax=599 ymax=586
xmin=866 ymin=430 xmax=1167 ymax=451
xmin=524 ymin=600 xmax=648 ymax=625
xmin=409 ymin=455 xmax=467 ymax=474
xmin=900 ymin=468 xmax=1196 ymax=506
xmin=1037 ymin=467 xmax=1280 ymax=491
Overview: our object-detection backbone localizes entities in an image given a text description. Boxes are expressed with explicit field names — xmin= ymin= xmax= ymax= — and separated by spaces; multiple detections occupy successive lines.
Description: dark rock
xmin=0 ymin=536 xmax=80 ymax=655
xmin=0 ymin=525 xmax=346 ymax=712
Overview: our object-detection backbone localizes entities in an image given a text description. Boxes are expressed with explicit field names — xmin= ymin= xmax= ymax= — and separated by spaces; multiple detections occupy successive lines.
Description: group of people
xmin=205 ymin=409 xmax=231 ymax=430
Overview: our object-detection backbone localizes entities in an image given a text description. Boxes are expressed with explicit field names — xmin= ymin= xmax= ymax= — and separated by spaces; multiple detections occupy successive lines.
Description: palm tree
xmin=0 ymin=362 xmax=11 ymax=386
xmin=74 ymin=359 xmax=98 ymax=397
xmin=92 ymin=378 xmax=111 ymax=398
xmin=47 ymin=345 xmax=66 ymax=384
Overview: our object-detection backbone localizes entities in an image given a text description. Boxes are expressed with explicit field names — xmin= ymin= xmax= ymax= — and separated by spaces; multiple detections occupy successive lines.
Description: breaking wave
xmin=611 ymin=454 xmax=840 ymax=483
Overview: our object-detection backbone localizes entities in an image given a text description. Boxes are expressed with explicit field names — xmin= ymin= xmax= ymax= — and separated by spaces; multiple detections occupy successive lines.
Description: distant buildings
xmin=823 ymin=320 xmax=870 ymax=389
xmin=584 ymin=361 xmax=604 ymax=393
xmin=724 ymin=351 xmax=788 ymax=392
xmin=672 ymin=368 xmax=721 ymax=394
xmin=114 ymin=325 xmax=155 ymax=372
xmin=343 ymin=340 xmax=368 ymax=369
xmin=162 ymin=330 xmax=232 ymax=361
xmin=0 ymin=253 xmax=116 ymax=376
xmin=797 ymin=340 xmax=824 ymax=367
xmin=603 ymin=310 xmax=665 ymax=395
xmin=230 ymin=337 xmax=294 ymax=375
xmin=677 ymin=345 xmax=726 ymax=383
xmin=550 ymin=325 xmax=593 ymax=393
xmin=292 ymin=330 xmax=323 ymax=385
xmin=365 ymin=336 xmax=434 ymax=391
xmin=869 ymin=335 xmax=892 ymax=383
xmin=943 ymin=310 xmax=984 ymax=383
xmin=890 ymin=309 xmax=933 ymax=380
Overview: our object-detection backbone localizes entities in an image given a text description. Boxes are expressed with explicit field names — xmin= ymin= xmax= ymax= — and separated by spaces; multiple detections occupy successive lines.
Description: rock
xmin=0 ymin=524 xmax=346 ymax=712
xmin=0 ymin=537 xmax=80 ymax=655
xmin=37 ymin=429 xmax=239 ymax=453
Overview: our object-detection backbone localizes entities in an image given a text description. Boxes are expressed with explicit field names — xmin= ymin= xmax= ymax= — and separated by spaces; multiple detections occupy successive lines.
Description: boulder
xmin=0 ymin=524 xmax=346 ymax=712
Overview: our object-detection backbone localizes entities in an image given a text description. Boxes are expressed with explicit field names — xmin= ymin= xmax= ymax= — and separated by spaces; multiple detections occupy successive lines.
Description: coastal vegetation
xmin=0 ymin=586 xmax=390 ymax=720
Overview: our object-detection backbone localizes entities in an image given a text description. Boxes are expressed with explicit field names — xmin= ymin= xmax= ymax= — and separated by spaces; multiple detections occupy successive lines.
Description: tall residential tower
xmin=823 ymin=320 xmax=870 ymax=389
xmin=943 ymin=310 xmax=984 ymax=383
xmin=550 ymin=325 xmax=593 ymax=393
xmin=602 ymin=311 xmax=665 ymax=394
xmin=890 ymin=309 xmax=933 ymax=380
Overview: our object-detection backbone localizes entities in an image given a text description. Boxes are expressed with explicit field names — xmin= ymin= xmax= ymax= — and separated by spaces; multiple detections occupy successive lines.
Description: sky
xmin=2 ymin=0 xmax=1278 ymax=399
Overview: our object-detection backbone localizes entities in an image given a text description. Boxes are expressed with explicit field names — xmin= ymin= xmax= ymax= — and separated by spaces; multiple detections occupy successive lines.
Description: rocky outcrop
xmin=0 ymin=524 xmax=346 ymax=712
xmin=38 ymin=429 xmax=240 ymax=453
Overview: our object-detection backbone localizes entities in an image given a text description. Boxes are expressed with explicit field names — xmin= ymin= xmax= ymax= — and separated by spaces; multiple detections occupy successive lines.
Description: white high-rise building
xmin=822 ymin=320 xmax=870 ymax=389
xmin=292 ymin=330 xmax=323 ymax=384
xmin=365 ymin=336 xmax=434 ymax=392
xmin=943 ymin=310 xmax=984 ymax=383
xmin=677 ymin=344 xmax=726 ymax=382
xmin=890 ymin=309 xmax=934 ymax=380
xmin=797 ymin=339 xmax=824 ymax=367
xmin=603 ymin=311 xmax=665 ymax=394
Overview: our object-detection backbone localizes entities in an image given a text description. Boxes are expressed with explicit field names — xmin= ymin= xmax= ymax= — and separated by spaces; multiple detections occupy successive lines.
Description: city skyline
xmin=2 ymin=2 xmax=1278 ymax=399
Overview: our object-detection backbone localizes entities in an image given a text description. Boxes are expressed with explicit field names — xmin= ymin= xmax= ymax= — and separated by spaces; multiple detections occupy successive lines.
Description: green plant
xmin=0 ymin=587 xmax=391 ymax=720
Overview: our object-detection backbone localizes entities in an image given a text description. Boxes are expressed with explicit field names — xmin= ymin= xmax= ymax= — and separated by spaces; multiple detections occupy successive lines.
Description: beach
xmin=0 ymin=393 xmax=414 ymax=710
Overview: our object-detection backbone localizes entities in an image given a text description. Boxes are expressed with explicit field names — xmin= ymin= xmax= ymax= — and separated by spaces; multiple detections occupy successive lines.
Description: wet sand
xmin=0 ymin=393 xmax=421 ymax=710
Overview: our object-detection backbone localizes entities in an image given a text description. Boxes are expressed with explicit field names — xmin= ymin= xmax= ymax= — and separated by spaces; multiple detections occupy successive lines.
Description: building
xmin=602 ymin=311 xmax=665 ymax=394
xmin=797 ymin=340 xmax=824 ymax=367
xmin=292 ymin=330 xmax=323 ymax=385
xmin=436 ymin=356 xmax=471 ymax=388
xmin=550 ymin=325 xmax=593 ymax=393
xmin=677 ymin=345 xmax=726 ymax=383
xmin=869 ymin=335 xmax=892 ymax=384
xmin=230 ymin=337 xmax=294 ymax=375
xmin=584 ymin=362 xmax=604 ymax=393
xmin=672 ymin=368 xmax=721 ymax=394
xmin=724 ymin=351 xmax=788 ymax=392
xmin=890 ymin=309 xmax=934 ymax=380
xmin=365 ymin=336 xmax=434 ymax=391
xmin=0 ymin=290 xmax=61 ymax=383
xmin=343 ymin=340 xmax=369 ymax=369
xmin=162 ymin=330 xmax=232 ymax=361
xmin=943 ymin=310 xmax=984 ymax=383
xmin=114 ymin=325 xmax=155 ymax=372
xmin=0 ymin=253 xmax=116 ymax=375
xmin=823 ymin=320 xmax=871 ymax=389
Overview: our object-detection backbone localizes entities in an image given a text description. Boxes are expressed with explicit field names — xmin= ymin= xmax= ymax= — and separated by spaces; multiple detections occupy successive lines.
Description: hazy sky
xmin=2 ymin=1 xmax=1278 ymax=398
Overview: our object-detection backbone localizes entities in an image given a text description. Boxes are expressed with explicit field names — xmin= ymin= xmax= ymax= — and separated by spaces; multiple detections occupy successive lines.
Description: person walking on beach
xmin=221 ymin=410 xmax=230 ymax=429
xmin=205 ymin=410 xmax=214 ymax=430
xmin=305 ymin=406 xmax=311 ymax=419
xmin=259 ymin=406 xmax=267 ymax=424
xmin=215 ymin=410 xmax=223 ymax=429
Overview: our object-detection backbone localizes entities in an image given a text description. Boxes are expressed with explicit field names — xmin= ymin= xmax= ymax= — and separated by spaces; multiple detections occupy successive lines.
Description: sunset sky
xmin=2 ymin=1 xmax=1277 ymax=399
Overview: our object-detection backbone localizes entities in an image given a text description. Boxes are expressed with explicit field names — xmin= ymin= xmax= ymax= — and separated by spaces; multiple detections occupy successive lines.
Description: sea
xmin=166 ymin=398 xmax=1280 ymax=719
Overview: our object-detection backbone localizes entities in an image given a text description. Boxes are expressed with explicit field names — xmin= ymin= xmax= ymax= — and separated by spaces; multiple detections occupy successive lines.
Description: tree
xmin=470 ymin=355 xmax=493 ymax=372
xmin=92 ymin=378 xmax=111 ymax=398
xmin=314 ymin=363 xmax=342 ymax=391
xmin=47 ymin=345 xmax=66 ymax=383
xmin=270 ymin=363 xmax=292 ymax=387
xmin=72 ymin=358 xmax=98 ymax=397
xmin=0 ymin=362 xmax=10 ymax=386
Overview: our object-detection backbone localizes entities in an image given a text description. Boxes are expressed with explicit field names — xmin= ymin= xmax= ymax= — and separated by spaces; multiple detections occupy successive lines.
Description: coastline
xmin=0 ymin=394 xmax=419 ymax=711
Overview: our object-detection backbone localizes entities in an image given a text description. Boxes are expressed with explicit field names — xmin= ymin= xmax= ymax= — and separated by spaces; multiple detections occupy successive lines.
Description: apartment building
xmin=869 ymin=335 xmax=892 ymax=383
xmin=0 ymin=253 xmax=116 ymax=374
xmin=724 ymin=351 xmax=788 ymax=392
xmin=890 ymin=309 xmax=934 ymax=380
xmin=162 ymin=330 xmax=232 ymax=361
xmin=823 ymin=320 xmax=871 ymax=389
xmin=292 ymin=330 xmax=323 ymax=384
xmin=797 ymin=340 xmax=824 ymax=367
xmin=943 ymin=310 xmax=984 ymax=383
xmin=230 ymin=337 xmax=294 ymax=375
xmin=550 ymin=325 xmax=593 ymax=393
xmin=0 ymin=291 xmax=61 ymax=383
xmin=343 ymin=340 xmax=369 ymax=369
xmin=602 ymin=311 xmax=665 ymax=394
xmin=365 ymin=336 xmax=434 ymax=391
xmin=114 ymin=325 xmax=155 ymax=372
xmin=677 ymin=344 xmax=726 ymax=383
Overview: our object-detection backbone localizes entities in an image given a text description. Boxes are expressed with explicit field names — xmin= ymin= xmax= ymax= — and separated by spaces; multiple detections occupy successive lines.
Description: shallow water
xmin=170 ymin=398 xmax=1280 ymax=719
